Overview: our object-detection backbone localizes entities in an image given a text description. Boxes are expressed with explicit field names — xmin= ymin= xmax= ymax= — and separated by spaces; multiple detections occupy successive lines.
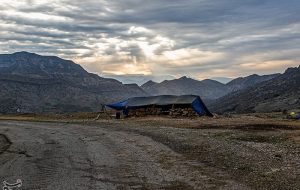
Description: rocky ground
xmin=0 ymin=116 xmax=299 ymax=190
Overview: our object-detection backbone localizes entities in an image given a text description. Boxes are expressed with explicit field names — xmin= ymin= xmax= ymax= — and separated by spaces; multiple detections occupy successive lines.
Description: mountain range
xmin=141 ymin=77 xmax=228 ymax=101
xmin=141 ymin=73 xmax=279 ymax=101
xmin=0 ymin=51 xmax=298 ymax=114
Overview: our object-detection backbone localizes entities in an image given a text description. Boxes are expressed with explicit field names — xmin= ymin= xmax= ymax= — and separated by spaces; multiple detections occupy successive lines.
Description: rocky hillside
xmin=209 ymin=66 xmax=300 ymax=114
xmin=0 ymin=52 xmax=147 ymax=113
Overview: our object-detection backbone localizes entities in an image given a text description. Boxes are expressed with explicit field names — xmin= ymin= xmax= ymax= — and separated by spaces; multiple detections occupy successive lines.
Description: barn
xmin=106 ymin=95 xmax=213 ymax=117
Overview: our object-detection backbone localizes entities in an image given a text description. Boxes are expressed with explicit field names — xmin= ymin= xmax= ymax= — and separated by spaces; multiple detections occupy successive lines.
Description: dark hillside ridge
xmin=209 ymin=66 xmax=300 ymax=113
xmin=226 ymin=73 xmax=280 ymax=92
xmin=0 ymin=52 xmax=147 ymax=113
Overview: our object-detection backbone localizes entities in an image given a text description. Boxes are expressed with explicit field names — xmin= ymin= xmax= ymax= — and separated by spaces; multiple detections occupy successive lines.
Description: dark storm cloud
xmin=0 ymin=0 xmax=299 ymax=82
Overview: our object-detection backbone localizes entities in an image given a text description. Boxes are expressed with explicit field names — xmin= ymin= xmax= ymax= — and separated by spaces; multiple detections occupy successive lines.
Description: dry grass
xmin=0 ymin=112 xmax=112 ymax=123
xmin=117 ymin=114 xmax=300 ymax=130
xmin=1 ymin=112 xmax=299 ymax=130
xmin=105 ymin=115 xmax=300 ymax=190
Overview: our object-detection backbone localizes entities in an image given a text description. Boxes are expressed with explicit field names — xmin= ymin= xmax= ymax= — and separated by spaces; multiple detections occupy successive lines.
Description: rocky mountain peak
xmin=0 ymin=51 xmax=88 ymax=77
xmin=179 ymin=76 xmax=188 ymax=79
xmin=284 ymin=65 xmax=300 ymax=74
xmin=141 ymin=80 xmax=158 ymax=88
xmin=12 ymin=51 xmax=38 ymax=57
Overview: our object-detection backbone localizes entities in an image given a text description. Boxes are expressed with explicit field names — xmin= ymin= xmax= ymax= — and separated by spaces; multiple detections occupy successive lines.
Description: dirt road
xmin=0 ymin=120 xmax=299 ymax=190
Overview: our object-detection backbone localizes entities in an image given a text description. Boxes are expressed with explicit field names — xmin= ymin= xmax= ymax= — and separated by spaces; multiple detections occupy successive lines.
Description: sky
xmin=0 ymin=0 xmax=299 ymax=84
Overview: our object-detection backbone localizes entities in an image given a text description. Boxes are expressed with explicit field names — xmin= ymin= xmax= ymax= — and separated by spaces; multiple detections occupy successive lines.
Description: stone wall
xmin=128 ymin=106 xmax=198 ymax=117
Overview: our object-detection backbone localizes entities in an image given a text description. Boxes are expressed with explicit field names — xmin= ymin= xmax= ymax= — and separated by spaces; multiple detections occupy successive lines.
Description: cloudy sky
xmin=0 ymin=0 xmax=299 ymax=84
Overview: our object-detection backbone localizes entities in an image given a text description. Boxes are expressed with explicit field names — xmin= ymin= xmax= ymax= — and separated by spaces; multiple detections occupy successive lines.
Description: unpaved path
xmin=0 ymin=120 xmax=299 ymax=190
xmin=0 ymin=121 xmax=250 ymax=190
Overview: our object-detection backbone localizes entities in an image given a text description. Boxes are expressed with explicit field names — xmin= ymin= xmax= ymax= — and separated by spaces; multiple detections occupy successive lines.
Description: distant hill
xmin=226 ymin=73 xmax=280 ymax=92
xmin=141 ymin=74 xmax=279 ymax=102
xmin=0 ymin=52 xmax=147 ymax=113
xmin=141 ymin=80 xmax=158 ymax=89
xmin=141 ymin=76 xmax=229 ymax=101
xmin=210 ymin=77 xmax=233 ymax=84
xmin=209 ymin=66 xmax=300 ymax=113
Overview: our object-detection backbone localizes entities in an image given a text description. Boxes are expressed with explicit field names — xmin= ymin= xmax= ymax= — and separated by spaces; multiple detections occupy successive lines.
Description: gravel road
xmin=0 ymin=120 xmax=299 ymax=190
